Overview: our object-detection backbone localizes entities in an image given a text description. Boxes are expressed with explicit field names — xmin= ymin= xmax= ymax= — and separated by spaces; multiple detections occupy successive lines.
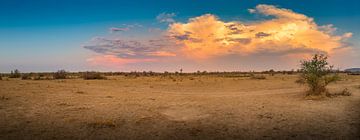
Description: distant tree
xmin=53 ymin=70 xmax=67 ymax=79
xmin=297 ymin=54 xmax=339 ymax=96
xmin=9 ymin=69 xmax=21 ymax=78
xmin=269 ymin=69 xmax=275 ymax=76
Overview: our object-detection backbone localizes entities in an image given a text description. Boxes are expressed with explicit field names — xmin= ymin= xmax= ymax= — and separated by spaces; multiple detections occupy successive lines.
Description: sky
xmin=1 ymin=0 xmax=360 ymax=72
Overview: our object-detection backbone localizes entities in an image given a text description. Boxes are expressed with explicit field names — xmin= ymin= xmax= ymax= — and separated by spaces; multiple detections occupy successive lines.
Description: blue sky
xmin=1 ymin=0 xmax=359 ymax=72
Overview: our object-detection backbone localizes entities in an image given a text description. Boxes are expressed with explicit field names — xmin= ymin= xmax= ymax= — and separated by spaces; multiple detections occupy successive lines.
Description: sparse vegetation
xmin=269 ymin=69 xmax=275 ymax=76
xmin=21 ymin=73 xmax=31 ymax=80
xmin=9 ymin=69 xmax=21 ymax=78
xmin=326 ymin=88 xmax=352 ymax=97
xmin=53 ymin=70 xmax=67 ymax=79
xmin=82 ymin=71 xmax=106 ymax=80
xmin=250 ymin=74 xmax=266 ymax=80
xmin=298 ymin=54 xmax=340 ymax=96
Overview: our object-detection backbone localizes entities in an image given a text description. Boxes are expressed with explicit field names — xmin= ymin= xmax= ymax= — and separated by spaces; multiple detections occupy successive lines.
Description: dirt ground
xmin=0 ymin=74 xmax=359 ymax=140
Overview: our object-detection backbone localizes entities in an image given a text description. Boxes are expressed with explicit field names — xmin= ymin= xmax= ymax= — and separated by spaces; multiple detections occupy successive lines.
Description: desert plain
xmin=0 ymin=74 xmax=359 ymax=140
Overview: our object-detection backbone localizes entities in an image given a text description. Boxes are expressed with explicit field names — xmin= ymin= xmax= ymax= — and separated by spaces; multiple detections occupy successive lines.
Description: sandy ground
xmin=0 ymin=74 xmax=359 ymax=140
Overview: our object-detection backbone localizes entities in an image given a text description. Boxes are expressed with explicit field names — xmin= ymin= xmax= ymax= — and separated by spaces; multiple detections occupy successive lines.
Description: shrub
xmin=53 ymin=70 xmax=67 ymax=79
xmin=298 ymin=54 xmax=340 ymax=96
xmin=82 ymin=71 xmax=106 ymax=80
xmin=250 ymin=74 xmax=266 ymax=80
xmin=326 ymin=88 xmax=352 ymax=97
xmin=269 ymin=69 xmax=275 ymax=76
xmin=9 ymin=69 xmax=21 ymax=78
xmin=21 ymin=73 xmax=31 ymax=80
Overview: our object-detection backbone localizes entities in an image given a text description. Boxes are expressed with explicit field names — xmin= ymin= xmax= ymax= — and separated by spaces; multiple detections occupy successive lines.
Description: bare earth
xmin=0 ymin=74 xmax=359 ymax=140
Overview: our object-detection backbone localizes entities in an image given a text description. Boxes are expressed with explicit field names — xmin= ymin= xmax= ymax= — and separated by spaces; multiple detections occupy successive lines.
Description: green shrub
xmin=82 ymin=72 xmax=106 ymax=80
xmin=53 ymin=70 xmax=67 ymax=79
xmin=298 ymin=54 xmax=340 ymax=96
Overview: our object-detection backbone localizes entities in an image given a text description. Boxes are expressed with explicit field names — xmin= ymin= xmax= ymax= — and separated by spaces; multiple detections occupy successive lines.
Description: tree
xmin=9 ymin=69 xmax=21 ymax=78
xmin=53 ymin=70 xmax=67 ymax=79
xmin=269 ymin=69 xmax=275 ymax=76
xmin=297 ymin=54 xmax=339 ymax=96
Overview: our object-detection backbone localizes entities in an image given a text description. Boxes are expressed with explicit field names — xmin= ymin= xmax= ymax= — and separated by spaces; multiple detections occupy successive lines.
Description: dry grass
xmin=0 ymin=74 xmax=359 ymax=139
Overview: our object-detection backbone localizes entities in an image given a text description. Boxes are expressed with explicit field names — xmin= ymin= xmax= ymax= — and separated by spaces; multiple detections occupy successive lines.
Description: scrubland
xmin=0 ymin=73 xmax=359 ymax=139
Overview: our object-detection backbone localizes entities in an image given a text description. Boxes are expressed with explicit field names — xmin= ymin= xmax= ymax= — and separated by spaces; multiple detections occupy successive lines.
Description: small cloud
xmin=156 ymin=12 xmax=176 ymax=23
xmin=109 ymin=24 xmax=143 ymax=33
xmin=109 ymin=27 xmax=129 ymax=32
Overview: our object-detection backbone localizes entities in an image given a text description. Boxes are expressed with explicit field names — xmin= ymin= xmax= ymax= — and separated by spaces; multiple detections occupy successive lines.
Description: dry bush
xmin=298 ymin=54 xmax=340 ymax=96
xmin=33 ymin=74 xmax=42 ymax=80
xmin=21 ymin=74 xmax=31 ymax=80
xmin=250 ymin=74 xmax=266 ymax=80
xmin=326 ymin=88 xmax=352 ymax=97
xmin=53 ymin=70 xmax=67 ymax=79
xmin=82 ymin=71 xmax=106 ymax=80
xmin=0 ymin=75 xmax=2 ymax=80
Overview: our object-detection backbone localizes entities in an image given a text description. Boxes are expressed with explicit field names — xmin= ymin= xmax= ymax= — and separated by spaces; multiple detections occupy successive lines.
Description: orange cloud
xmin=168 ymin=4 xmax=352 ymax=59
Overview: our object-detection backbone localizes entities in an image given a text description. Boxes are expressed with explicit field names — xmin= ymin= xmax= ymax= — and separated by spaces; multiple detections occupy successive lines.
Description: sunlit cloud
xmin=84 ymin=4 xmax=356 ymax=70
xmin=168 ymin=4 xmax=352 ymax=59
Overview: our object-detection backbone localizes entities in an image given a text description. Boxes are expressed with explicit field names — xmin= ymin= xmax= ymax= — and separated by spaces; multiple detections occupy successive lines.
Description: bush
xmin=21 ymin=74 xmax=31 ymax=80
xmin=53 ymin=70 xmax=67 ymax=79
xmin=82 ymin=72 xmax=106 ymax=80
xmin=9 ymin=69 xmax=21 ymax=78
xmin=298 ymin=54 xmax=340 ymax=96
xmin=326 ymin=88 xmax=351 ymax=97
xmin=250 ymin=74 xmax=266 ymax=80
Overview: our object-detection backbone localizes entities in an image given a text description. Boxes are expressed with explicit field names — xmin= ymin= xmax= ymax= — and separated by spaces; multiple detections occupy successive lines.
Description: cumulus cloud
xmin=168 ymin=4 xmax=352 ymax=59
xmin=84 ymin=4 xmax=356 ymax=69
xmin=156 ymin=12 xmax=176 ymax=23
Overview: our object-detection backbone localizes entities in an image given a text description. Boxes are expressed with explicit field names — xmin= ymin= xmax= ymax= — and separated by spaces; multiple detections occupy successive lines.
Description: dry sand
xmin=0 ymin=74 xmax=359 ymax=140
